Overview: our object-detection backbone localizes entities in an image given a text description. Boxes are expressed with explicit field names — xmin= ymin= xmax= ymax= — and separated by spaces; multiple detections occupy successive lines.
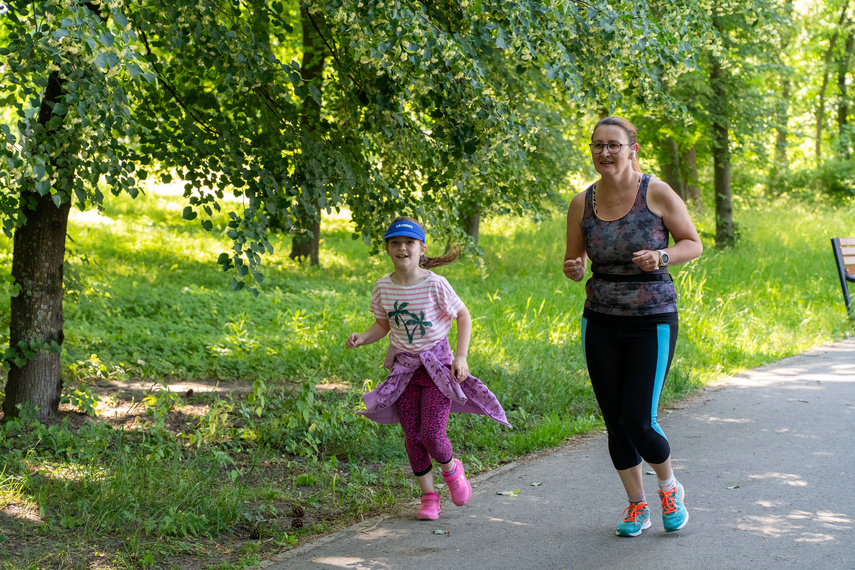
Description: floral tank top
xmin=581 ymin=174 xmax=677 ymax=316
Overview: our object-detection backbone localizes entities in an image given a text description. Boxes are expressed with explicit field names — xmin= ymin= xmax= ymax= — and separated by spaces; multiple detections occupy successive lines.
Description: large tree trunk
xmin=681 ymin=145 xmax=702 ymax=209
xmin=816 ymin=2 xmax=849 ymax=165
xmin=289 ymin=9 xmax=326 ymax=266
xmin=460 ymin=197 xmax=481 ymax=243
xmin=3 ymin=71 xmax=69 ymax=421
xmin=711 ymin=49 xmax=734 ymax=248
xmin=660 ymin=138 xmax=686 ymax=200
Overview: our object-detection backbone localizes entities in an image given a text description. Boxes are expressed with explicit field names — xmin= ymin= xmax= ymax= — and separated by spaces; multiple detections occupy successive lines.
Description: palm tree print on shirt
xmin=387 ymin=301 xmax=411 ymax=326
xmin=388 ymin=302 xmax=433 ymax=343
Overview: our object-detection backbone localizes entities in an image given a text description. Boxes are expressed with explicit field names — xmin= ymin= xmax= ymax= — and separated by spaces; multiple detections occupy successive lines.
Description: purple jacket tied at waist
xmin=359 ymin=340 xmax=511 ymax=428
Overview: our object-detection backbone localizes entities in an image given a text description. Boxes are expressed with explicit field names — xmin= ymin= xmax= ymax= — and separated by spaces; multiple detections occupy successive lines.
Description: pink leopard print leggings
xmin=396 ymin=366 xmax=453 ymax=476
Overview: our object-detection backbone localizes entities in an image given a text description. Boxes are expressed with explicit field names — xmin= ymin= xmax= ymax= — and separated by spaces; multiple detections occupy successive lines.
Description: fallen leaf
xmin=531 ymin=482 xmax=542 ymax=486
xmin=726 ymin=485 xmax=740 ymax=489
xmin=496 ymin=489 xmax=520 ymax=496
xmin=432 ymin=529 xmax=448 ymax=535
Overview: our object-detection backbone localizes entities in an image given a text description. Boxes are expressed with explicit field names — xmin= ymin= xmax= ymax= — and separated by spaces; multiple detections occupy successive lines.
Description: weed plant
xmin=0 ymin=188 xmax=852 ymax=568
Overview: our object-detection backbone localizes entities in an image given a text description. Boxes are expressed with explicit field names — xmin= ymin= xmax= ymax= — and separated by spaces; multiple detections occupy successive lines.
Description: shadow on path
xmin=258 ymin=339 xmax=855 ymax=570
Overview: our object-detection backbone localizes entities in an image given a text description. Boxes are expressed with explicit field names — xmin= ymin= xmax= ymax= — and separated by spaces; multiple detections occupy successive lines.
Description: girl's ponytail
xmin=419 ymin=247 xmax=460 ymax=269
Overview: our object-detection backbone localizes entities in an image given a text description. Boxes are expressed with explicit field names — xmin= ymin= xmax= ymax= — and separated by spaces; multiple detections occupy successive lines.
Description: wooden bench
xmin=831 ymin=237 xmax=855 ymax=320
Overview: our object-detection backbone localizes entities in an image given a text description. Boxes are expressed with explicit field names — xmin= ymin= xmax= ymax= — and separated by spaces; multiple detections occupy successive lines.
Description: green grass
xmin=1 ymin=187 xmax=853 ymax=568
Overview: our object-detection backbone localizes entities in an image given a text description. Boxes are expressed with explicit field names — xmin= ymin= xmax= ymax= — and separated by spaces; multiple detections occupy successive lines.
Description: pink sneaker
xmin=442 ymin=459 xmax=472 ymax=506
xmin=416 ymin=492 xmax=441 ymax=520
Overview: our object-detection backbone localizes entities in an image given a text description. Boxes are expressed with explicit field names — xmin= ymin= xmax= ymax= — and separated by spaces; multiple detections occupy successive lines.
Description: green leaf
xmin=52 ymin=193 xmax=62 ymax=208
xmin=52 ymin=29 xmax=70 ymax=40
xmin=101 ymin=32 xmax=115 ymax=47
xmin=127 ymin=63 xmax=143 ymax=77
xmin=52 ymin=103 xmax=67 ymax=116
xmin=94 ymin=52 xmax=108 ymax=69
xmin=113 ymin=12 xmax=129 ymax=28
xmin=182 ymin=206 xmax=197 ymax=220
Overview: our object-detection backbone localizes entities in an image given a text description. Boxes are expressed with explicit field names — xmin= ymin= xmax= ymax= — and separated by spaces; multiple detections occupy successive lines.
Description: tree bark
xmin=460 ymin=197 xmax=481 ymax=243
xmin=681 ymin=145 xmax=702 ymax=209
xmin=838 ymin=29 xmax=855 ymax=155
xmin=659 ymin=138 xmax=685 ymax=200
xmin=768 ymin=75 xmax=791 ymax=193
xmin=710 ymin=47 xmax=734 ymax=248
xmin=816 ymin=2 xmax=849 ymax=165
xmin=289 ymin=8 xmax=326 ymax=266
xmin=3 ymin=71 xmax=70 ymax=421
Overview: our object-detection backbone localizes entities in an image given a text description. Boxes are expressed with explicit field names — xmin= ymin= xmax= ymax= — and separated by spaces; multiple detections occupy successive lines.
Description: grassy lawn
xmin=1 ymin=186 xmax=853 ymax=569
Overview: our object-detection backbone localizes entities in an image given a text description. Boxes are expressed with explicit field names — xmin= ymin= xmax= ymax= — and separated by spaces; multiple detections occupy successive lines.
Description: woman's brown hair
xmin=593 ymin=116 xmax=642 ymax=173
xmin=386 ymin=216 xmax=460 ymax=269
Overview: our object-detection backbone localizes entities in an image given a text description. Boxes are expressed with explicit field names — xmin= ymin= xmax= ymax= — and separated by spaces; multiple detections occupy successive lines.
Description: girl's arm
xmin=346 ymin=319 xmax=391 ymax=349
xmin=451 ymin=306 xmax=471 ymax=383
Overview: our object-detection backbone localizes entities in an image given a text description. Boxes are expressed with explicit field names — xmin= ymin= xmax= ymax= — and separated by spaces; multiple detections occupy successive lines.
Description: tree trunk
xmin=4 ymin=71 xmax=69 ymax=421
xmin=838 ymin=30 xmax=855 ymax=156
xmin=289 ymin=8 xmax=326 ymax=266
xmin=681 ymin=145 xmax=702 ymax=209
xmin=659 ymin=138 xmax=686 ymax=200
xmin=460 ymin=197 xmax=481 ymax=243
xmin=710 ymin=50 xmax=734 ymax=248
xmin=769 ymin=75 xmax=791 ymax=193
xmin=816 ymin=2 xmax=848 ymax=165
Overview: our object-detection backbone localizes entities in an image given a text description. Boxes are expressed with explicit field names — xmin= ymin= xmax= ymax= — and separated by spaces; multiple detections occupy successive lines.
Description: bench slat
xmin=838 ymin=237 xmax=855 ymax=246
xmin=840 ymin=245 xmax=855 ymax=254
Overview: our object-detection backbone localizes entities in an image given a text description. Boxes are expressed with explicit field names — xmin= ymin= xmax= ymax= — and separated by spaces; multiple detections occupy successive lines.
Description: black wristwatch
xmin=658 ymin=250 xmax=670 ymax=267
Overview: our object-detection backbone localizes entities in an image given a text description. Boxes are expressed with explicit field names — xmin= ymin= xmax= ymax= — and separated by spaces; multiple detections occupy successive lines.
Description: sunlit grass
xmin=1 ymin=187 xmax=853 ymax=568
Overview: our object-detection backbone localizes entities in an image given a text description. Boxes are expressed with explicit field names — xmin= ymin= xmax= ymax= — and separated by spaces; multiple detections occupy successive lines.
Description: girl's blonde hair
xmin=593 ymin=116 xmax=642 ymax=173
xmin=386 ymin=216 xmax=460 ymax=269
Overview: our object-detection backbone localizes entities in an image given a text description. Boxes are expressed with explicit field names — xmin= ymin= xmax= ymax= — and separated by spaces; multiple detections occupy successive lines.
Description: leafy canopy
xmin=0 ymin=0 xmax=713 ymax=292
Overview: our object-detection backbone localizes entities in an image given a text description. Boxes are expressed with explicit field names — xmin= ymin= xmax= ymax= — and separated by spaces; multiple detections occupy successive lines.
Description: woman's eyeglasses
xmin=589 ymin=142 xmax=631 ymax=154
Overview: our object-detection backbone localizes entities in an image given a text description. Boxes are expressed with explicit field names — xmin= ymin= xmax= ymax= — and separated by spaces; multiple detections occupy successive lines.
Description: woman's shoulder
xmin=645 ymin=175 xmax=676 ymax=196
xmin=644 ymin=175 xmax=684 ymax=214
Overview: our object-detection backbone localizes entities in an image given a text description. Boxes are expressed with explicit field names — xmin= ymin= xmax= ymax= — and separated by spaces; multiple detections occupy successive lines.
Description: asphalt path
xmin=258 ymin=338 xmax=855 ymax=570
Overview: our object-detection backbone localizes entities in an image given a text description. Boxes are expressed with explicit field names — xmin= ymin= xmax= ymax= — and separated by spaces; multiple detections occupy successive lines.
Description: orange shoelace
xmin=659 ymin=488 xmax=679 ymax=513
xmin=623 ymin=503 xmax=648 ymax=522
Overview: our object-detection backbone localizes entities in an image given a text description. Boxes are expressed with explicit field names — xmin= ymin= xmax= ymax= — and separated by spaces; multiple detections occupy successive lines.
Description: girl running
xmin=346 ymin=216 xmax=510 ymax=520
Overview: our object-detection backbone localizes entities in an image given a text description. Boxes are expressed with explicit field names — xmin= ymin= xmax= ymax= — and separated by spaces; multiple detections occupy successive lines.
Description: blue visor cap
xmin=383 ymin=221 xmax=426 ymax=243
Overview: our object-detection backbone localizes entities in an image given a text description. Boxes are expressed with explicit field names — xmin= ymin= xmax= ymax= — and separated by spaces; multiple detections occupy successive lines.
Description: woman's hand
xmin=632 ymin=250 xmax=659 ymax=271
xmin=563 ymin=257 xmax=586 ymax=281
xmin=451 ymin=356 xmax=469 ymax=383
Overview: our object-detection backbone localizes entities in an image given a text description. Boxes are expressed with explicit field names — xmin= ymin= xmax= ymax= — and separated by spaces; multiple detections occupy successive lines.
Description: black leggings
xmin=582 ymin=311 xmax=678 ymax=471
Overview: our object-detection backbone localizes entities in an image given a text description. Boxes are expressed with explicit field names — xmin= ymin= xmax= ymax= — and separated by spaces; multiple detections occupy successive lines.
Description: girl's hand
xmin=345 ymin=333 xmax=363 ymax=349
xmin=563 ymin=257 xmax=586 ymax=281
xmin=451 ymin=356 xmax=469 ymax=383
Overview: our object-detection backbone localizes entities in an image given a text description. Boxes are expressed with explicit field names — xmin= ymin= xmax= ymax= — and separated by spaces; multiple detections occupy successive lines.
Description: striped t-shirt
xmin=371 ymin=271 xmax=465 ymax=353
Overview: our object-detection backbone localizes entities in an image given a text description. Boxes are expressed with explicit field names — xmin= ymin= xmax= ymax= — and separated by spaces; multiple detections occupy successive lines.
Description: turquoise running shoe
xmin=615 ymin=502 xmax=651 ymax=537
xmin=659 ymin=481 xmax=689 ymax=532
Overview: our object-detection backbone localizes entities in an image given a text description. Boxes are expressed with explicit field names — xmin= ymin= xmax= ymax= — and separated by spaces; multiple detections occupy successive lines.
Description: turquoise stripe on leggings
xmin=651 ymin=323 xmax=670 ymax=439
xmin=581 ymin=317 xmax=588 ymax=364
